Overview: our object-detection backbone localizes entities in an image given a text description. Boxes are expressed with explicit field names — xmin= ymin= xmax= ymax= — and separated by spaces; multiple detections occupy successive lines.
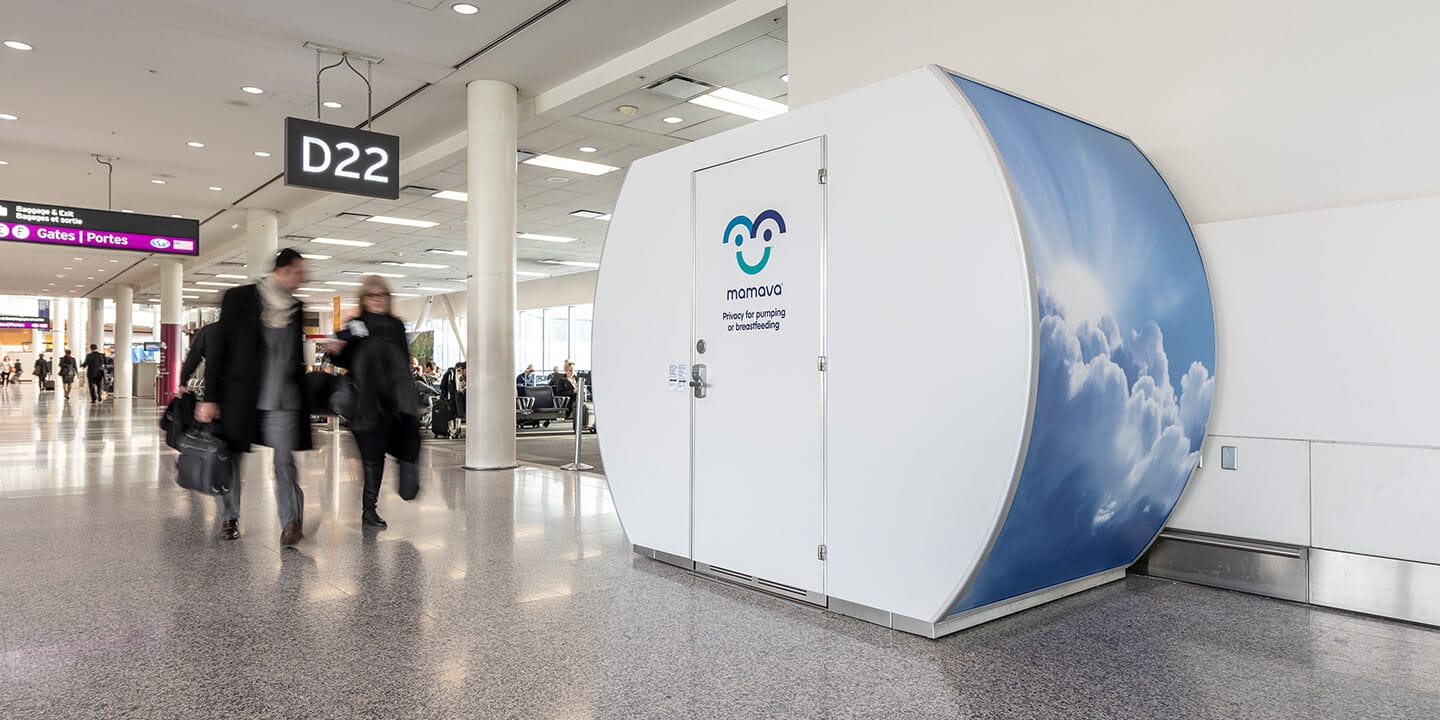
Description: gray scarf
xmin=258 ymin=276 xmax=298 ymax=329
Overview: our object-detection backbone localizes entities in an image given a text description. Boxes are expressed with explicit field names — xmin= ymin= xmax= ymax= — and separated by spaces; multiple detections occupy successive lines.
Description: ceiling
xmin=0 ymin=0 xmax=761 ymax=301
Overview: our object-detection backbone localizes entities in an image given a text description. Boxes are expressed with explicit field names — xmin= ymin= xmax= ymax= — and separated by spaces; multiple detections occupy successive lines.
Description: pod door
xmin=691 ymin=138 xmax=827 ymax=602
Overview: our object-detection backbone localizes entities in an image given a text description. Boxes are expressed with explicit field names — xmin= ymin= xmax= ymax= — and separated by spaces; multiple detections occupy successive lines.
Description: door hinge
xmin=817 ymin=544 xmax=828 ymax=561
xmin=817 ymin=168 xmax=828 ymax=185
xmin=817 ymin=355 xmax=827 ymax=371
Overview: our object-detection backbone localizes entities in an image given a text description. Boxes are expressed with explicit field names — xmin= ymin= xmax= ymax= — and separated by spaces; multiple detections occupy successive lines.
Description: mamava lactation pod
xmin=593 ymin=66 xmax=1215 ymax=637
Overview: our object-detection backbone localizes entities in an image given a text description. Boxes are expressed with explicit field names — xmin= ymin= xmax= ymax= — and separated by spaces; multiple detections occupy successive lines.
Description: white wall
xmin=787 ymin=2 xmax=1440 ymax=567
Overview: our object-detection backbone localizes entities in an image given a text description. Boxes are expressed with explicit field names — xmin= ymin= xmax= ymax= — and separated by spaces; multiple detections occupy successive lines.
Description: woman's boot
xmin=362 ymin=461 xmax=387 ymax=528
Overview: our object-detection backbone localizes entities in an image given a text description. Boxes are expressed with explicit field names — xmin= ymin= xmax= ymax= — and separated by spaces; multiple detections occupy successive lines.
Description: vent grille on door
xmin=703 ymin=564 xmax=818 ymax=604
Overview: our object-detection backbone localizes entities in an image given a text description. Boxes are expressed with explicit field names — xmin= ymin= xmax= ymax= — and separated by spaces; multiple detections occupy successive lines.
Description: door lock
xmin=689 ymin=363 xmax=708 ymax=399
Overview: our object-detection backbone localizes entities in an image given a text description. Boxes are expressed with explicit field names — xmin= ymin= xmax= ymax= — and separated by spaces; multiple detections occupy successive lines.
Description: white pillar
xmin=70 ymin=299 xmax=85 ymax=358
xmin=159 ymin=259 xmax=184 ymax=403
xmin=52 ymin=298 xmax=67 ymax=358
xmin=246 ymin=208 xmax=279 ymax=280
xmin=88 ymin=298 xmax=105 ymax=351
xmin=114 ymin=285 xmax=134 ymax=399
xmin=464 ymin=79 xmax=519 ymax=470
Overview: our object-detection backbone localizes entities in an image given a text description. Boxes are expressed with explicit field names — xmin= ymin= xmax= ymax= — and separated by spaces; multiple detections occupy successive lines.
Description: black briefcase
xmin=175 ymin=426 xmax=232 ymax=495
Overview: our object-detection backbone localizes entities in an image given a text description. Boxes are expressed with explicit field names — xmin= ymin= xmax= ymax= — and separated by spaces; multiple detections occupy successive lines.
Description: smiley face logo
xmin=723 ymin=209 xmax=785 ymax=275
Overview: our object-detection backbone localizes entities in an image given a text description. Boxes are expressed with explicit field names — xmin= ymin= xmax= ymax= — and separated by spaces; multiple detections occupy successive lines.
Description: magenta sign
xmin=0 ymin=200 xmax=198 ymax=256
xmin=0 ymin=315 xmax=50 ymax=330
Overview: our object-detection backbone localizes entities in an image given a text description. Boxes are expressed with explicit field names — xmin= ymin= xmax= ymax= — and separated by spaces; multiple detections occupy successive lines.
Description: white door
xmin=692 ymin=138 xmax=826 ymax=599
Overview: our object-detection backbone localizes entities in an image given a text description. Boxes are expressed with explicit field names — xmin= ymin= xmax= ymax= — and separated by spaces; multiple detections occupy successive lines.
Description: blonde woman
xmin=324 ymin=275 xmax=421 ymax=528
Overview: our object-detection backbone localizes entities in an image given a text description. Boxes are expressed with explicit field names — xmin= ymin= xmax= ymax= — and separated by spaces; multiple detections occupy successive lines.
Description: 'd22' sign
xmin=284 ymin=117 xmax=400 ymax=200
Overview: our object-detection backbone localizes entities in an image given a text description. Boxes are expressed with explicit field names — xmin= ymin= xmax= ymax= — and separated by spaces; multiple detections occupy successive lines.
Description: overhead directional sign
xmin=0 ymin=315 xmax=50 ymax=330
xmin=284 ymin=117 xmax=401 ymax=199
xmin=0 ymin=200 xmax=198 ymax=255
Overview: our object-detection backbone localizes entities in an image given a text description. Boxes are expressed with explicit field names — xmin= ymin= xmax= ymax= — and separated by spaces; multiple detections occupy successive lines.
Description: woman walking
xmin=325 ymin=276 xmax=422 ymax=528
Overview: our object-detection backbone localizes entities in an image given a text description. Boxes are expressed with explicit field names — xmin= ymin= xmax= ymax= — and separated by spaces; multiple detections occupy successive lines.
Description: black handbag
xmin=175 ymin=425 xmax=232 ymax=495
xmin=161 ymin=393 xmax=197 ymax=451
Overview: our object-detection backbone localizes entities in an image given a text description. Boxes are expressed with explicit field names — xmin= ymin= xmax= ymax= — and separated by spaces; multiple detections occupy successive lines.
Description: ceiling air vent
xmin=646 ymin=75 xmax=714 ymax=101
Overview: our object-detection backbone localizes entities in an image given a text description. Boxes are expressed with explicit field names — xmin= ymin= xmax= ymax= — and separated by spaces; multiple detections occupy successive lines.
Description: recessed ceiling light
xmin=4 ymin=40 xmax=34 ymax=51
xmin=417 ymin=286 xmax=456 ymax=293
xmin=517 ymin=232 xmax=577 ymax=243
xmin=431 ymin=190 xmax=467 ymax=202
xmin=780 ymin=73 xmax=789 ymax=83
xmin=242 ymin=86 xmax=264 ymax=95
xmin=196 ymin=281 xmax=239 ymax=287
xmin=169 ymin=214 xmax=183 ymax=218
xmin=365 ymin=216 xmax=438 ymax=229
xmin=214 ymin=273 xmax=247 ymax=280
xmin=298 ymin=287 xmax=330 ymax=293
xmin=516 ymin=271 xmax=549 ymax=278
xmin=208 ymin=186 xmax=223 ymax=191
xmin=0 ymin=113 xmax=17 ymax=121
xmin=299 ymin=253 xmax=330 ymax=261
xmin=187 ymin=141 xmax=205 ymax=148
xmin=150 ymin=179 xmax=167 ymax=185
xmin=110 ymin=259 xmax=120 ymax=262
xmin=63 ymin=267 xmax=73 ymax=270
xmin=322 ymin=100 xmax=343 ymax=109
xmin=544 ymin=176 xmax=569 ymax=184
xmin=427 ymin=249 xmax=468 ymax=257
xmin=312 ymin=237 xmax=374 ymax=247
xmin=253 ymin=151 xmax=271 ymax=157
xmin=522 ymin=154 xmax=619 ymax=176
xmin=569 ymin=210 xmax=611 ymax=220
xmin=538 ymin=260 xmax=600 ymax=268
xmin=381 ymin=261 xmax=448 ymax=269
xmin=578 ymin=146 xmax=597 ymax=153
xmin=662 ymin=116 xmax=684 ymax=124
xmin=689 ymin=87 xmax=788 ymax=120
xmin=0 ymin=160 xmax=8 ymax=166
xmin=86 ymin=277 xmax=95 ymax=280
xmin=121 ymin=209 xmax=134 ymax=213
xmin=452 ymin=3 xmax=480 ymax=14
xmin=324 ymin=280 xmax=363 ymax=287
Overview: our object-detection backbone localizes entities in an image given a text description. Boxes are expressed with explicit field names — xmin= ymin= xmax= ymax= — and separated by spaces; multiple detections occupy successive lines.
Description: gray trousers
xmin=218 ymin=410 xmax=304 ymax=526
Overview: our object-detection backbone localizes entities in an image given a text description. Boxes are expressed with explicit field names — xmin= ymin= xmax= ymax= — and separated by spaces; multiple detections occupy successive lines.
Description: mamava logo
xmin=150 ymin=238 xmax=171 ymax=249
xmin=723 ymin=209 xmax=785 ymax=275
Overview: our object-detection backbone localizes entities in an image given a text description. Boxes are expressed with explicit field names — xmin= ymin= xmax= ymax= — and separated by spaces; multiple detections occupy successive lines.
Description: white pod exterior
xmin=593 ymin=66 xmax=1215 ymax=637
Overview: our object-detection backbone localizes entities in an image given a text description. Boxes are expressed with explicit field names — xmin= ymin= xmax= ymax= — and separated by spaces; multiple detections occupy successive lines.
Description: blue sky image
xmin=949 ymin=75 xmax=1216 ymax=614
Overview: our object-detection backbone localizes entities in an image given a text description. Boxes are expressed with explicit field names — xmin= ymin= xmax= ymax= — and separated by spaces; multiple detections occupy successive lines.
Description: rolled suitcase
xmin=431 ymin=399 xmax=455 ymax=439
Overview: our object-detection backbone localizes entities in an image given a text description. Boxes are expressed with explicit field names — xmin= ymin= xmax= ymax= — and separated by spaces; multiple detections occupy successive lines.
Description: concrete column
xmin=464 ymin=79 xmax=519 ymax=470
xmin=70 ymin=299 xmax=86 ymax=360
xmin=88 ymin=299 xmax=105 ymax=351
xmin=114 ymin=285 xmax=134 ymax=399
xmin=159 ymin=258 xmax=184 ymax=404
xmin=52 ymin=298 xmax=67 ymax=359
xmin=245 ymin=208 xmax=279 ymax=280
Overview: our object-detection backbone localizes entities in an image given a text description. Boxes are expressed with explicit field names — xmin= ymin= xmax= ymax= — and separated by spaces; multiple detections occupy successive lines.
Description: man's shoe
xmin=279 ymin=521 xmax=303 ymax=547
xmin=219 ymin=519 xmax=240 ymax=541
xmin=361 ymin=509 xmax=387 ymax=529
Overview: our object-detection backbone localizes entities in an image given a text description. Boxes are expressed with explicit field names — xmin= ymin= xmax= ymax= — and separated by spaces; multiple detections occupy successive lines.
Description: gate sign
xmin=0 ymin=315 xmax=49 ymax=330
xmin=284 ymin=117 xmax=400 ymax=200
xmin=0 ymin=200 xmax=198 ymax=255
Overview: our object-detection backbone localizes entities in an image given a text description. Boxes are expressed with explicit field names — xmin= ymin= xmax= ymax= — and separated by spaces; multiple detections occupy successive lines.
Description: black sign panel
xmin=284 ymin=117 xmax=401 ymax=199
xmin=0 ymin=199 xmax=199 ymax=255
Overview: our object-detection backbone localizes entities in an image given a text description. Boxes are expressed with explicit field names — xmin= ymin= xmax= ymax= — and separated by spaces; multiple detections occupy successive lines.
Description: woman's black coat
xmin=203 ymin=283 xmax=314 ymax=453
xmin=332 ymin=311 xmax=418 ymax=434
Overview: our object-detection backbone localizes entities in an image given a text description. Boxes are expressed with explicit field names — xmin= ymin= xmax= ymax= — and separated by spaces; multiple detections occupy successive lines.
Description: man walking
xmin=196 ymin=249 xmax=313 ymax=545
xmin=81 ymin=345 xmax=106 ymax=402
xmin=33 ymin=354 xmax=49 ymax=394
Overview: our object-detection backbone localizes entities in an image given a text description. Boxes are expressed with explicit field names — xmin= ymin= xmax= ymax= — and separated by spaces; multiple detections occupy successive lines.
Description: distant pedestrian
xmin=81 ymin=345 xmax=106 ymax=402
xmin=196 ymin=248 xmax=314 ymax=545
xmin=0 ymin=355 xmax=10 ymax=389
xmin=33 ymin=354 xmax=49 ymax=393
xmin=58 ymin=350 xmax=78 ymax=399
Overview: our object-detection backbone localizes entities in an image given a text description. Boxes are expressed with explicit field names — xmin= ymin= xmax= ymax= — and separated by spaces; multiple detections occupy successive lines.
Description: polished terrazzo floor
xmin=2 ymin=387 xmax=1439 ymax=719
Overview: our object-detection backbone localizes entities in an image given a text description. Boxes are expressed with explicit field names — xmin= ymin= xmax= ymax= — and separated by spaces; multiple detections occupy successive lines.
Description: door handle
xmin=689 ymin=363 xmax=707 ymax=399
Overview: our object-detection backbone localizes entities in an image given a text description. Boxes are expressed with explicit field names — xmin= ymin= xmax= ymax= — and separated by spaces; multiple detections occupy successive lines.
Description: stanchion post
xmin=561 ymin=377 xmax=593 ymax=471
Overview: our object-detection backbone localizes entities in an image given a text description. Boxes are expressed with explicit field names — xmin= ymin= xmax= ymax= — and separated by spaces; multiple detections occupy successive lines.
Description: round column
xmin=246 ymin=208 xmax=279 ymax=280
xmin=70 ymin=298 xmax=86 ymax=361
xmin=159 ymin=258 xmax=184 ymax=405
xmin=88 ymin=299 xmax=105 ymax=351
xmin=464 ymin=79 xmax=519 ymax=470
xmin=52 ymin=298 xmax=67 ymax=360
xmin=113 ymin=285 xmax=134 ymax=399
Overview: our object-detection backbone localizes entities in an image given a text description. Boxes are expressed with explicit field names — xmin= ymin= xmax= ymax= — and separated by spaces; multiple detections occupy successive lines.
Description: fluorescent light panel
xmin=431 ymin=190 xmax=467 ymax=202
xmin=300 ymin=253 xmax=330 ymax=260
xmin=324 ymin=281 xmax=363 ymax=287
xmin=521 ymin=154 xmax=618 ymax=176
xmin=689 ymin=87 xmax=788 ymax=121
xmin=341 ymin=271 xmax=406 ymax=278
xmin=569 ymin=210 xmax=611 ymax=221
xmin=516 ymin=271 xmax=549 ymax=278
xmin=312 ymin=237 xmax=373 ymax=247
xmin=196 ymin=281 xmax=238 ymax=287
xmin=427 ymin=249 xmax=468 ymax=256
xmin=381 ymin=261 xmax=448 ymax=269
xmin=538 ymin=260 xmax=599 ymax=268
xmin=366 ymin=216 xmax=438 ymax=228
xmin=517 ymin=232 xmax=577 ymax=243
xmin=213 ymin=273 xmax=246 ymax=279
